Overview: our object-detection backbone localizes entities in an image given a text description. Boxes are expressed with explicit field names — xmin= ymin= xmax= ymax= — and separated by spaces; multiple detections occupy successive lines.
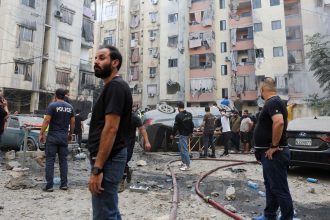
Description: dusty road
xmin=0 ymin=146 xmax=329 ymax=220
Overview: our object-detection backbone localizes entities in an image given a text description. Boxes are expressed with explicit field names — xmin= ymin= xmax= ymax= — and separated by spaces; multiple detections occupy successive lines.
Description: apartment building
xmin=0 ymin=0 xmax=95 ymax=115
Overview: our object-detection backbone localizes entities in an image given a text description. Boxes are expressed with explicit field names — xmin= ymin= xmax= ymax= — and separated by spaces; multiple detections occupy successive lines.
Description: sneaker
xmin=42 ymin=187 xmax=54 ymax=192
xmin=179 ymin=165 xmax=190 ymax=171
xmin=177 ymin=162 xmax=185 ymax=167
xmin=60 ymin=186 xmax=68 ymax=190
xmin=118 ymin=179 xmax=126 ymax=193
xmin=126 ymin=169 xmax=133 ymax=184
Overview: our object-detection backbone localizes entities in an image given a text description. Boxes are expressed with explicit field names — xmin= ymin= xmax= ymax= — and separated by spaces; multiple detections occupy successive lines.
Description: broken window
xmin=14 ymin=62 xmax=32 ymax=81
xmin=60 ymin=7 xmax=74 ymax=25
xmin=149 ymin=12 xmax=158 ymax=23
xmin=104 ymin=36 xmax=115 ymax=46
xmin=273 ymin=47 xmax=284 ymax=57
xmin=21 ymin=0 xmax=35 ymax=8
xmin=254 ymin=23 xmax=262 ymax=32
xmin=255 ymin=49 xmax=264 ymax=58
xmin=19 ymin=26 xmax=33 ymax=42
xmin=58 ymin=37 xmax=72 ymax=52
xmin=80 ymin=71 xmax=94 ymax=89
xmin=189 ymin=11 xmax=203 ymax=25
xmin=149 ymin=67 xmax=156 ymax=78
xmin=168 ymin=13 xmax=178 ymax=23
xmin=168 ymin=35 xmax=178 ymax=47
xmin=56 ymin=70 xmax=70 ymax=86
xmin=220 ymin=20 xmax=226 ymax=31
xmin=222 ymin=88 xmax=228 ymax=98
xmin=221 ymin=65 xmax=227 ymax=75
xmin=167 ymin=80 xmax=180 ymax=94
xmin=271 ymin=20 xmax=281 ymax=30
xmin=168 ymin=59 xmax=178 ymax=68
xmin=82 ymin=17 xmax=94 ymax=42
xmin=130 ymin=48 xmax=140 ymax=63
xmin=286 ymin=26 xmax=301 ymax=40
xmin=288 ymin=50 xmax=303 ymax=64
xmin=220 ymin=42 xmax=227 ymax=53
xmin=190 ymin=54 xmax=213 ymax=69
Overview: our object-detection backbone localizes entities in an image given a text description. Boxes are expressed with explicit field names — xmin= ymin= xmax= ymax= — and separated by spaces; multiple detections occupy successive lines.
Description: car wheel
xmin=26 ymin=139 xmax=37 ymax=151
xmin=157 ymin=104 xmax=175 ymax=114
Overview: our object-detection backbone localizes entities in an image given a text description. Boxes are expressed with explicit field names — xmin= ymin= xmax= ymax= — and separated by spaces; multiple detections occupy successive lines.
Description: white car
xmin=82 ymin=117 xmax=90 ymax=143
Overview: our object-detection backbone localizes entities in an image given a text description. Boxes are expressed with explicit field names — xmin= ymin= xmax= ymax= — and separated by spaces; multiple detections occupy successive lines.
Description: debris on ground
xmin=5 ymin=176 xmax=36 ymax=190
xmin=6 ymin=161 xmax=21 ymax=170
xmin=5 ymin=150 xmax=16 ymax=160
xmin=74 ymin=153 xmax=87 ymax=160
xmin=129 ymin=184 xmax=149 ymax=193
xmin=211 ymin=192 xmax=220 ymax=197
xmin=136 ymin=160 xmax=147 ymax=166
xmin=306 ymin=178 xmax=318 ymax=183
xmin=308 ymin=188 xmax=316 ymax=194
xmin=225 ymin=167 xmax=247 ymax=173
xmin=224 ymin=204 xmax=237 ymax=213
xmin=225 ymin=186 xmax=236 ymax=201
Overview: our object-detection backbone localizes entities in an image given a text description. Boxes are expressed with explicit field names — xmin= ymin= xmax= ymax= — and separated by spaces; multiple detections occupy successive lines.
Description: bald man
xmin=252 ymin=78 xmax=294 ymax=220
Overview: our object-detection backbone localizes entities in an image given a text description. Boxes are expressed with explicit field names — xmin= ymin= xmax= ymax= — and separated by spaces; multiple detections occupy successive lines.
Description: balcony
xmin=240 ymin=91 xmax=257 ymax=101
xmin=236 ymin=63 xmax=255 ymax=75
xmin=235 ymin=39 xmax=253 ymax=50
xmin=229 ymin=16 xmax=252 ymax=27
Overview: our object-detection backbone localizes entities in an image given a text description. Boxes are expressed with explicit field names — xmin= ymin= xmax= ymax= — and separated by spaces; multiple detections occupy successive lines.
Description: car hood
xmin=287 ymin=116 xmax=330 ymax=132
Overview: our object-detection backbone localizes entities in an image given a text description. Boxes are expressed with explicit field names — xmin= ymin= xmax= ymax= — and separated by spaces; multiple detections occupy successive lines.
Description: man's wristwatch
xmin=91 ymin=167 xmax=103 ymax=175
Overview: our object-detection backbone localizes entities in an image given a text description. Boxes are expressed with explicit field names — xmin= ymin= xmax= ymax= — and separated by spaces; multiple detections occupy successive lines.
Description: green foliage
xmin=305 ymin=33 xmax=330 ymax=96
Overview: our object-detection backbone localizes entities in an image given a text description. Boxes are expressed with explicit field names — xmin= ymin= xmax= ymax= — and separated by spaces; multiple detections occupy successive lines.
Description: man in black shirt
xmin=0 ymin=96 xmax=9 ymax=142
xmin=170 ymin=102 xmax=194 ymax=171
xmin=74 ymin=109 xmax=83 ymax=148
xmin=252 ymin=78 xmax=293 ymax=220
xmin=87 ymin=45 xmax=132 ymax=220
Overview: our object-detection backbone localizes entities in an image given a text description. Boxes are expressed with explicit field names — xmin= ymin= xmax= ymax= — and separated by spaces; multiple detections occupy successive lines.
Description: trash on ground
xmin=224 ymin=204 xmax=237 ymax=213
xmin=136 ymin=160 xmax=147 ymax=166
xmin=247 ymin=180 xmax=258 ymax=189
xmin=5 ymin=177 xmax=36 ymax=190
xmin=225 ymin=167 xmax=247 ymax=173
xmin=308 ymin=188 xmax=316 ymax=194
xmin=129 ymin=184 xmax=149 ymax=193
xmin=53 ymin=177 xmax=61 ymax=185
xmin=258 ymin=191 xmax=266 ymax=197
xmin=211 ymin=192 xmax=219 ymax=197
xmin=306 ymin=178 xmax=318 ymax=183
xmin=225 ymin=186 xmax=236 ymax=201
xmin=74 ymin=153 xmax=87 ymax=160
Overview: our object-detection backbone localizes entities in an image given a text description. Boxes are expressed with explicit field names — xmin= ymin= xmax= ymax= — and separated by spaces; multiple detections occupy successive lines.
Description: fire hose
xmin=167 ymin=159 xmax=258 ymax=220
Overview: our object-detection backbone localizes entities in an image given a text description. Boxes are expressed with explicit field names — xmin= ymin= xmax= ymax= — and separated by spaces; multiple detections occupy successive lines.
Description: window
xmin=84 ymin=0 xmax=92 ymax=8
xmin=149 ymin=67 xmax=156 ymax=77
xmin=82 ymin=18 xmax=94 ymax=42
xmin=168 ymin=59 xmax=178 ymax=67
xmin=149 ymin=30 xmax=158 ymax=38
xmin=19 ymin=26 xmax=33 ymax=42
xmin=221 ymin=65 xmax=227 ymax=75
xmin=272 ymin=20 xmax=281 ymax=30
xmin=220 ymin=20 xmax=226 ymax=31
xmin=252 ymin=0 xmax=261 ymax=9
xmin=104 ymin=36 xmax=114 ymax=45
xmin=14 ymin=62 xmax=32 ymax=81
xmin=56 ymin=70 xmax=70 ymax=86
xmin=219 ymin=0 xmax=225 ymax=9
xmin=168 ymin=13 xmax=178 ymax=23
xmin=316 ymin=0 xmax=323 ymax=7
xmin=105 ymin=3 xmax=117 ymax=18
xmin=190 ymin=54 xmax=213 ymax=69
xmin=286 ymin=26 xmax=301 ymax=40
xmin=149 ymin=12 xmax=158 ymax=23
xmin=168 ymin=35 xmax=178 ymax=47
xmin=8 ymin=118 xmax=20 ymax=128
xmin=58 ymin=37 xmax=72 ymax=52
xmin=147 ymin=84 xmax=157 ymax=96
xmin=222 ymin=88 xmax=228 ymax=98
xmin=255 ymin=49 xmax=264 ymax=58
xmin=254 ymin=23 xmax=262 ymax=32
xmin=60 ymin=8 xmax=74 ymax=25
xmin=81 ymin=71 xmax=94 ymax=88
xmin=288 ymin=50 xmax=303 ymax=63
xmin=21 ymin=0 xmax=35 ymax=8
xmin=220 ymin=42 xmax=227 ymax=53
xmin=270 ymin=0 xmax=280 ymax=6
xmin=273 ymin=47 xmax=284 ymax=57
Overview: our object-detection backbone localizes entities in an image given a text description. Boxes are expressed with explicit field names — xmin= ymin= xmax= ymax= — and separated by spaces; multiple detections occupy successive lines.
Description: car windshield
xmin=19 ymin=116 xmax=44 ymax=127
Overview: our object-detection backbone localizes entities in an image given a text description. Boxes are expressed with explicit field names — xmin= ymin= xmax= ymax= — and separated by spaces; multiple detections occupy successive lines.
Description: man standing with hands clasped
xmin=252 ymin=78 xmax=294 ymax=220
xmin=87 ymin=45 xmax=132 ymax=220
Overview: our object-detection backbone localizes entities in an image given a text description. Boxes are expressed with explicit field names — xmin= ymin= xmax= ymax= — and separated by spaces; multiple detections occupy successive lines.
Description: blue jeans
xmin=178 ymin=135 xmax=190 ymax=166
xmin=91 ymin=147 xmax=127 ymax=220
xmin=45 ymin=132 xmax=69 ymax=188
xmin=259 ymin=147 xmax=294 ymax=220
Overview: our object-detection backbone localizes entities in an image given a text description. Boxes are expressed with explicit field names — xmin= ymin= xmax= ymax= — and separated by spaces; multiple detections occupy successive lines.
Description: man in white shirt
xmin=240 ymin=109 xmax=254 ymax=153
xmin=219 ymin=109 xmax=231 ymax=156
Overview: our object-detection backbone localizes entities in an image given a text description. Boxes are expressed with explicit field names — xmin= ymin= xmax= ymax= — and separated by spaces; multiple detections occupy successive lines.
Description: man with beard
xmin=252 ymin=78 xmax=294 ymax=220
xmin=88 ymin=45 xmax=132 ymax=219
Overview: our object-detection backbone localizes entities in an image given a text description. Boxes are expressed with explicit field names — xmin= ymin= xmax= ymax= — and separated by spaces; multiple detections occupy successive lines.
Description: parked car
xmin=287 ymin=116 xmax=330 ymax=169
xmin=0 ymin=115 xmax=44 ymax=151
xmin=141 ymin=104 xmax=230 ymax=152
xmin=82 ymin=117 xmax=91 ymax=143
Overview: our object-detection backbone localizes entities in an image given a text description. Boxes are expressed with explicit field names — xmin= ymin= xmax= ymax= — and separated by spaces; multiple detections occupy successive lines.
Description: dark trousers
xmin=45 ymin=133 xmax=68 ymax=188
xmin=124 ymin=140 xmax=135 ymax=176
xmin=259 ymin=148 xmax=294 ymax=220
xmin=74 ymin=132 xmax=82 ymax=147
xmin=203 ymin=133 xmax=215 ymax=156
xmin=222 ymin=132 xmax=231 ymax=154
xmin=230 ymin=132 xmax=240 ymax=151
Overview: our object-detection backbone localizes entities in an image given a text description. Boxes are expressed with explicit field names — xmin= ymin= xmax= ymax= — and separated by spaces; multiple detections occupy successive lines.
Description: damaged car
xmin=141 ymin=104 xmax=230 ymax=152
xmin=287 ymin=116 xmax=330 ymax=169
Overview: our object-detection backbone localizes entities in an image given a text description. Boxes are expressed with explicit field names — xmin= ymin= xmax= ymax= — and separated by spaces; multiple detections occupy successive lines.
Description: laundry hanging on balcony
xmin=190 ymin=78 xmax=214 ymax=98
xmin=231 ymin=51 xmax=237 ymax=72
xmin=201 ymin=3 xmax=214 ymax=27
xmin=131 ymin=48 xmax=140 ymax=63
xmin=130 ymin=66 xmax=139 ymax=81
xmin=189 ymin=31 xmax=214 ymax=49
xmin=231 ymin=28 xmax=237 ymax=46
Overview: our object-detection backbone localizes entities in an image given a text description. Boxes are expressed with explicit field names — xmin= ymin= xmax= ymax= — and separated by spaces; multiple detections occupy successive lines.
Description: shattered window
xmin=14 ymin=62 xmax=32 ymax=81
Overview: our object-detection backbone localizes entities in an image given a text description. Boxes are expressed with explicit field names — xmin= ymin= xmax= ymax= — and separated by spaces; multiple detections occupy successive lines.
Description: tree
xmin=305 ymin=33 xmax=330 ymax=95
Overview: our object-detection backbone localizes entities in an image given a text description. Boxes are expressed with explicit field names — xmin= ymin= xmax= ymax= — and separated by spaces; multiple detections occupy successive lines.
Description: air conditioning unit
xmin=150 ymin=36 xmax=155 ymax=41
xmin=225 ymin=56 xmax=231 ymax=61
xmin=148 ymin=93 xmax=155 ymax=97
xmin=54 ymin=10 xmax=63 ymax=18
xmin=150 ymin=73 xmax=156 ymax=78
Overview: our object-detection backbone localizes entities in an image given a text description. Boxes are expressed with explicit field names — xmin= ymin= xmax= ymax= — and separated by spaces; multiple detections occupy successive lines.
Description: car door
xmin=2 ymin=117 xmax=22 ymax=148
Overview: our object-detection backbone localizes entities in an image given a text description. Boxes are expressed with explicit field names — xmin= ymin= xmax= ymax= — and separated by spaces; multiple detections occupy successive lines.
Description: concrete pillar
xmin=30 ymin=92 xmax=39 ymax=113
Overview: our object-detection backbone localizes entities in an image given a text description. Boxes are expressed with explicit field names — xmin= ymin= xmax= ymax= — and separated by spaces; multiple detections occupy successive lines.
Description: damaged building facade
xmin=0 ymin=0 xmax=95 ymax=115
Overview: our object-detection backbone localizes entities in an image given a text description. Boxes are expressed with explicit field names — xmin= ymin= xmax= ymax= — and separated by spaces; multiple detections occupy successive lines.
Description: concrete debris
xmin=129 ymin=185 xmax=149 ymax=193
xmin=6 ymin=161 xmax=21 ymax=170
xmin=225 ymin=167 xmax=247 ymax=173
xmin=5 ymin=177 xmax=36 ymax=190
xmin=298 ymin=176 xmax=304 ymax=181
xmin=5 ymin=150 xmax=16 ymax=160
xmin=165 ymin=178 xmax=172 ymax=183
xmin=136 ymin=160 xmax=147 ymax=166
xmin=225 ymin=186 xmax=236 ymax=201
xmin=10 ymin=167 xmax=29 ymax=178
xmin=308 ymin=188 xmax=316 ymax=194
xmin=210 ymin=192 xmax=220 ymax=197
xmin=74 ymin=153 xmax=87 ymax=160
xmin=224 ymin=204 xmax=237 ymax=213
